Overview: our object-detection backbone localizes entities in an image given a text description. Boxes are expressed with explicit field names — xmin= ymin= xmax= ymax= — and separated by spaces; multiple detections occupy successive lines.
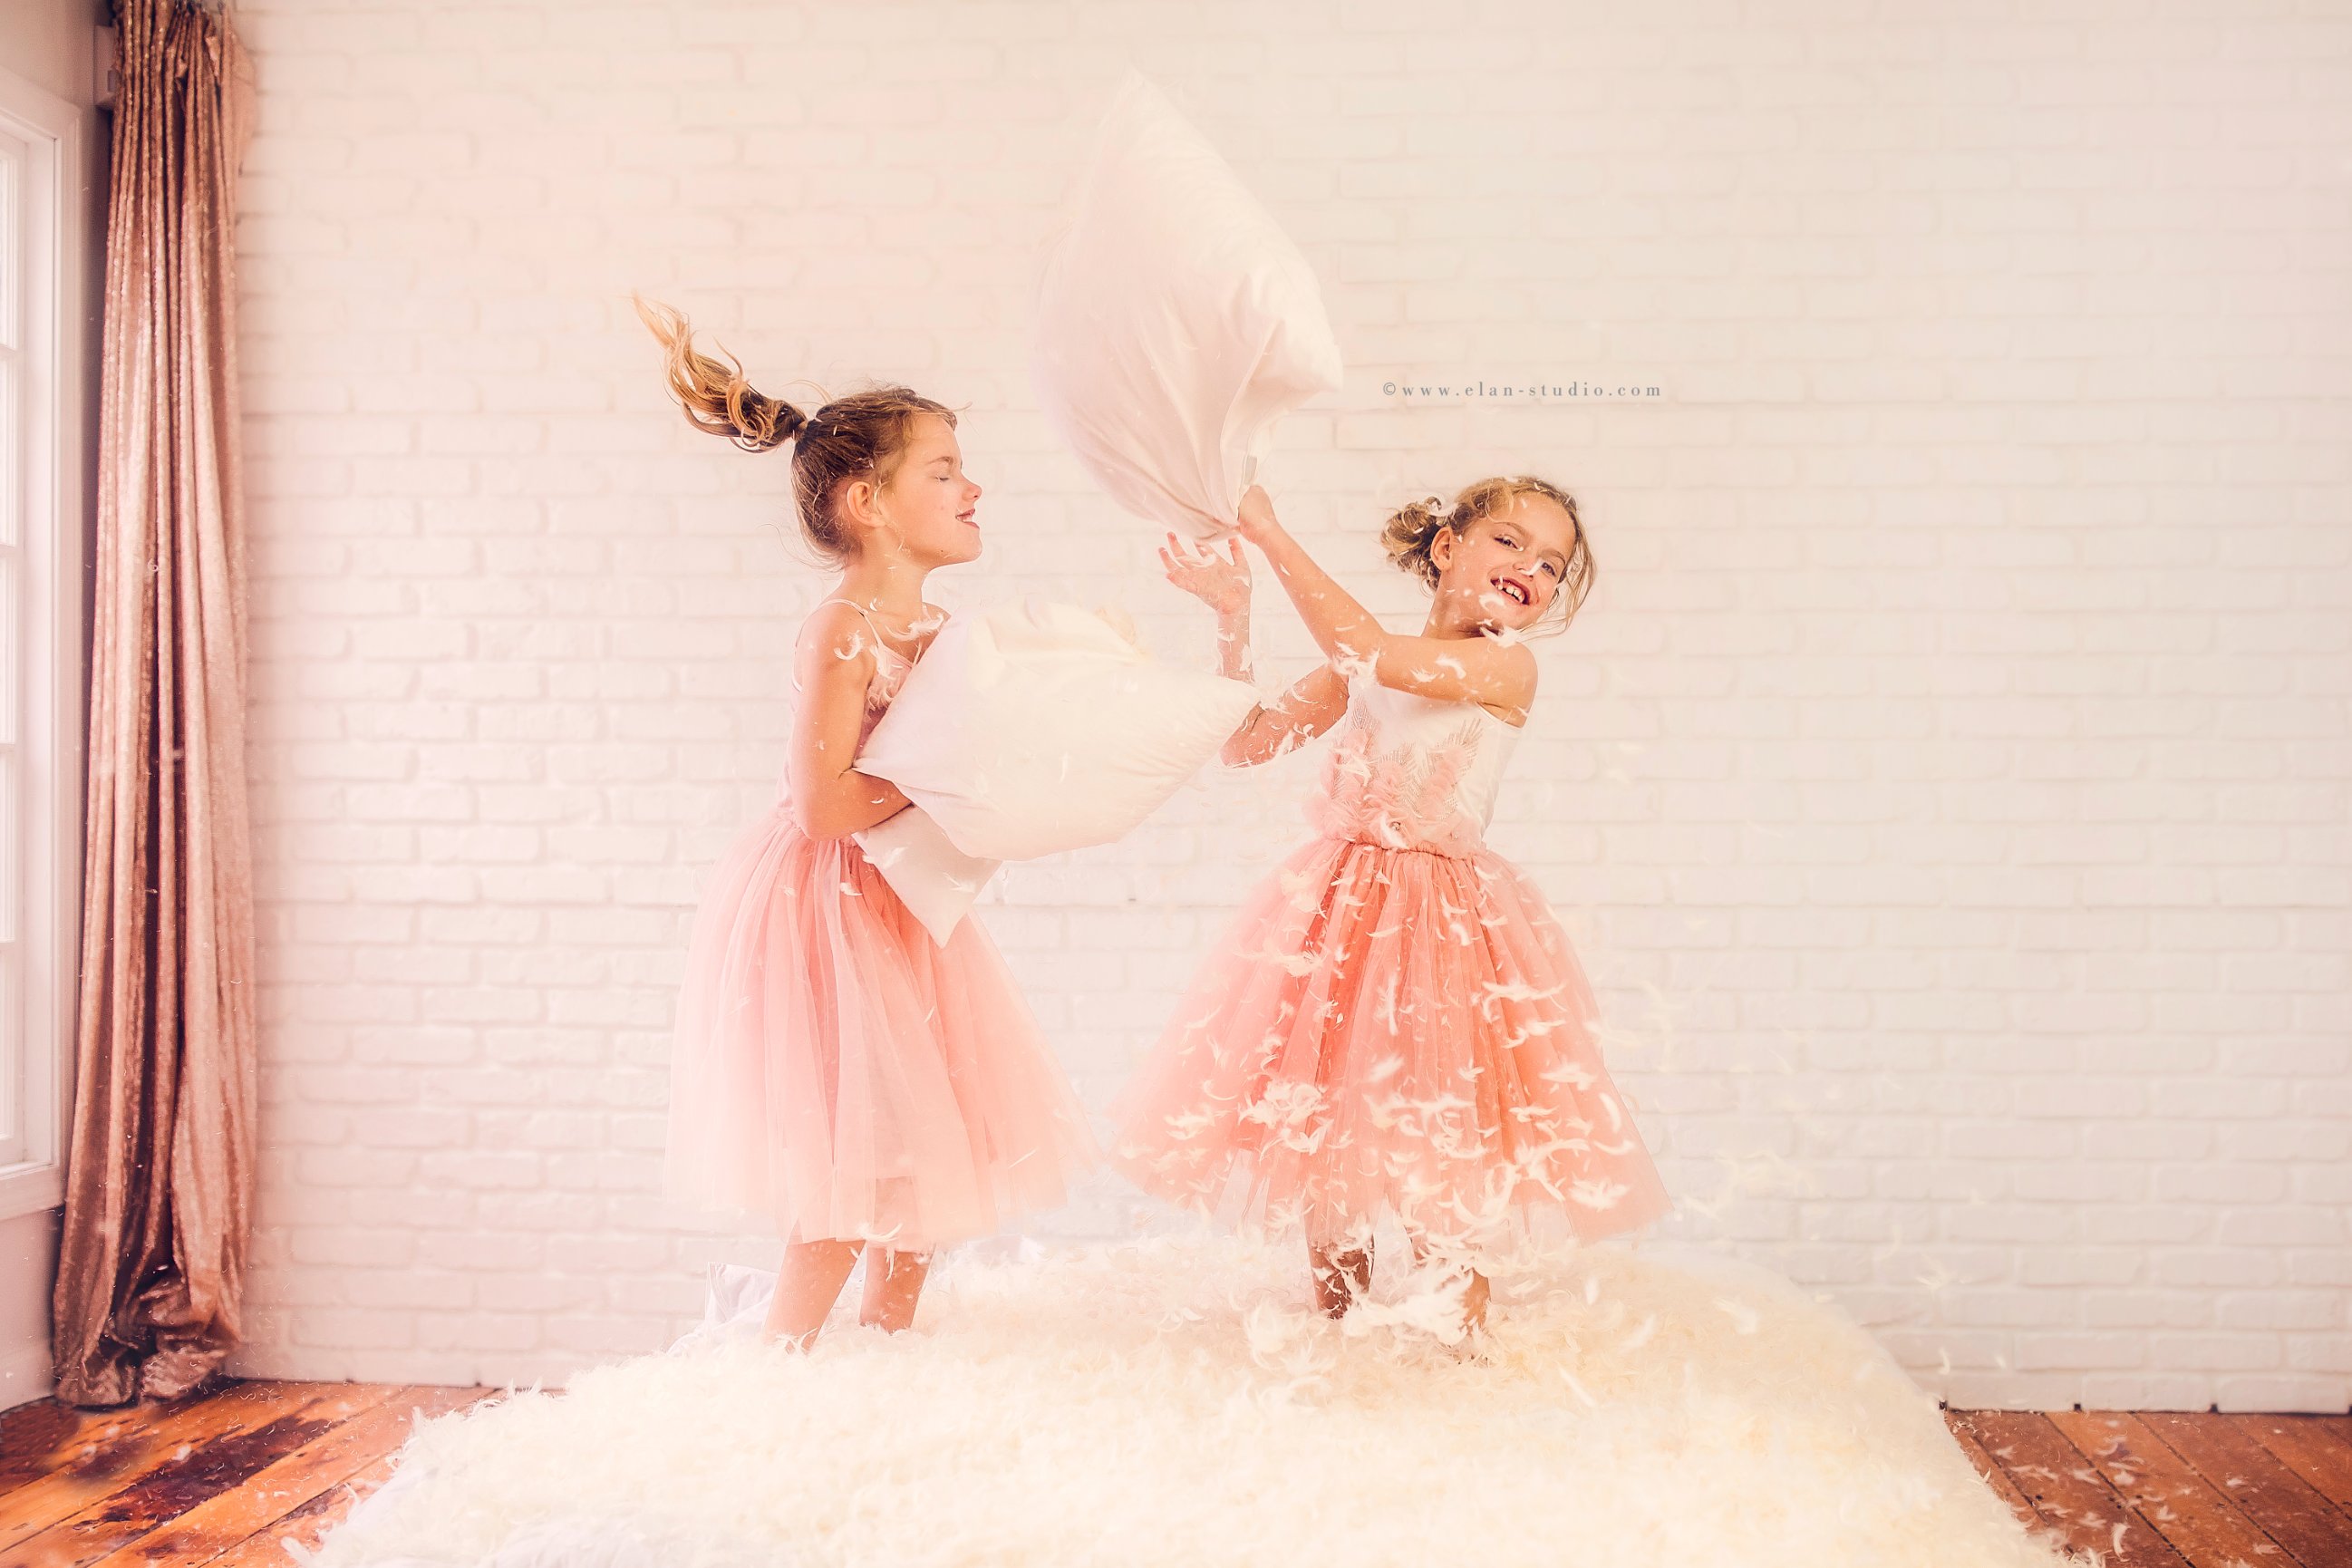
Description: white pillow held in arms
xmin=857 ymin=600 xmax=1260 ymax=868
xmin=853 ymin=807 xmax=1002 ymax=949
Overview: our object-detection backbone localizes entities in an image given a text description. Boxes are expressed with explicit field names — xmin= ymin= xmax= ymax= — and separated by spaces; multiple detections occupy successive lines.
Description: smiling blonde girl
xmin=1115 ymin=479 xmax=1671 ymax=1335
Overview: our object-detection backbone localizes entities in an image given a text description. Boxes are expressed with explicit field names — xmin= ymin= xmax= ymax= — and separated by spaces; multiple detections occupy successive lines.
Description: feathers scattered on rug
xmin=307 ymin=1234 xmax=2083 ymax=1568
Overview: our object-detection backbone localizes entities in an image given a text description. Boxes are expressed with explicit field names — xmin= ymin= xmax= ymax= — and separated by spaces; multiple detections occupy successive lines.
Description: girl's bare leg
xmin=857 ymin=1246 xmax=933 ymax=1331
xmin=1309 ymin=1240 xmax=1373 ymax=1319
xmin=764 ymin=1235 xmax=864 ymax=1349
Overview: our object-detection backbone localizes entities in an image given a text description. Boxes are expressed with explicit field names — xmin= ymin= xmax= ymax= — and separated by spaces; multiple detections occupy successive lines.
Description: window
xmin=0 ymin=63 xmax=89 ymax=1217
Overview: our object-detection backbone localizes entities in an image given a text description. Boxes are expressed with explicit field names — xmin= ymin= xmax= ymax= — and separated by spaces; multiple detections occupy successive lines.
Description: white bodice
xmin=1307 ymin=671 xmax=1524 ymax=856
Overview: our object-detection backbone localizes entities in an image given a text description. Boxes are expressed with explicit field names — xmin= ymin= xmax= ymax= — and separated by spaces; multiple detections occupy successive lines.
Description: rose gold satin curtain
xmin=52 ymin=0 xmax=258 ymax=1407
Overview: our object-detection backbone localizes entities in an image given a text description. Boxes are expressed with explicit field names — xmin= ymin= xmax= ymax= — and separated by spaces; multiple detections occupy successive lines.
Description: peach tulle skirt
xmin=667 ymin=803 xmax=1098 ymax=1252
xmin=1111 ymin=833 xmax=1673 ymax=1250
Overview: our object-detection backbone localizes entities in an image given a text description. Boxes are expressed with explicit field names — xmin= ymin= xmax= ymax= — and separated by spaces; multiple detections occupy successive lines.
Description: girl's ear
xmin=1428 ymin=523 xmax=1457 ymax=574
xmin=839 ymin=475 xmax=884 ymax=535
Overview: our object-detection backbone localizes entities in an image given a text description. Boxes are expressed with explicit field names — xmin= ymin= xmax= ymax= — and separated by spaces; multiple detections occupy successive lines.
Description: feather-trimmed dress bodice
xmin=1307 ymin=669 xmax=1524 ymax=857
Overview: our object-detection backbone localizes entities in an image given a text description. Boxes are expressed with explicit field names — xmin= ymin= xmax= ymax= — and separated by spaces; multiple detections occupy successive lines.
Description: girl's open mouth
xmin=1492 ymin=576 xmax=1530 ymax=606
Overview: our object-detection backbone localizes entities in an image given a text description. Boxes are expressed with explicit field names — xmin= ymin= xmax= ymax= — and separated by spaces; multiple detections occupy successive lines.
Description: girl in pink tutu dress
xmin=1117 ymin=480 xmax=1672 ymax=1332
xmin=641 ymin=300 xmax=1096 ymax=1347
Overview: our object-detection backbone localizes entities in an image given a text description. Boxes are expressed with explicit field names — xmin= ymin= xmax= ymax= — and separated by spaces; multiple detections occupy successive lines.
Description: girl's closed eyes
xmin=640 ymin=296 xmax=1091 ymax=1352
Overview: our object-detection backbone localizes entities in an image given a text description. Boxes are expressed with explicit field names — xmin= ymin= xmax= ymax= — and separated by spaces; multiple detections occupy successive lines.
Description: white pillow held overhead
xmin=1033 ymin=69 xmax=1344 ymax=539
xmin=856 ymin=600 xmax=1261 ymax=864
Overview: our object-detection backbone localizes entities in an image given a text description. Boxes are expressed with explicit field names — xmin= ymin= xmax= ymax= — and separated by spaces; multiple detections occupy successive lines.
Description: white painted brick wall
xmin=227 ymin=0 xmax=2351 ymax=1411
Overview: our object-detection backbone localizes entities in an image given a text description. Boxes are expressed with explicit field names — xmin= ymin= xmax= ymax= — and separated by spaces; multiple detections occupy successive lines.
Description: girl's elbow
xmin=791 ymin=801 xmax=853 ymax=841
xmin=1226 ymin=729 xmax=1297 ymax=769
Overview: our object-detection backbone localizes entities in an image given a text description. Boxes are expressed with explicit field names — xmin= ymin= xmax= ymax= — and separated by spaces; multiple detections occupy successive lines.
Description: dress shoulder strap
xmin=814 ymin=595 xmax=913 ymax=662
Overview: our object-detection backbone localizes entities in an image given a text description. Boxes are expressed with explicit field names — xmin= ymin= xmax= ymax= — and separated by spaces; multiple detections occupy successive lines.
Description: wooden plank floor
xmin=0 ymin=1381 xmax=497 ymax=1567
xmin=2 ymin=1381 xmax=2347 ymax=1566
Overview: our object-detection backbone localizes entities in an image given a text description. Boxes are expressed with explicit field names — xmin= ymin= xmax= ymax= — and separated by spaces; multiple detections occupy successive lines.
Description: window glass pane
xmin=0 ymin=748 xmax=15 ymax=944
xmin=0 ymin=361 xmax=14 ymax=549
xmin=0 ymin=951 xmax=18 ymax=1162
xmin=0 ymin=552 xmax=15 ymax=745
xmin=0 ymin=750 xmax=15 ymax=1159
xmin=0 ymin=135 xmax=17 ymax=352
xmin=0 ymin=124 xmax=29 ymax=1166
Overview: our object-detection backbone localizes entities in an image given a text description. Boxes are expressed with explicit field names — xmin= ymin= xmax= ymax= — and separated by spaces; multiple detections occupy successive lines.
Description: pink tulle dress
xmin=665 ymin=601 xmax=1098 ymax=1252
xmin=1112 ymin=668 xmax=1673 ymax=1250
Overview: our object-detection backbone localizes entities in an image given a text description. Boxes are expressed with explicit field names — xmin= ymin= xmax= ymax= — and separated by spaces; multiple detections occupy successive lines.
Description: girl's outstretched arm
xmin=787 ymin=601 xmax=914 ymax=840
xmin=1221 ymin=663 xmax=1350 ymax=768
xmin=1231 ymin=486 xmax=1537 ymax=721
xmin=1160 ymin=531 xmax=1350 ymax=767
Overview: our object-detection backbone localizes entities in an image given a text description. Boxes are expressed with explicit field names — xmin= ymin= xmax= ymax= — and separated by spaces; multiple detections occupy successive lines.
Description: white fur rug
xmin=309 ymin=1235 xmax=2079 ymax=1568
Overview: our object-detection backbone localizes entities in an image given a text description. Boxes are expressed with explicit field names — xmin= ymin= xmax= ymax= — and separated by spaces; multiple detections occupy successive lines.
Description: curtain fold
xmin=52 ymin=0 xmax=257 ymax=1408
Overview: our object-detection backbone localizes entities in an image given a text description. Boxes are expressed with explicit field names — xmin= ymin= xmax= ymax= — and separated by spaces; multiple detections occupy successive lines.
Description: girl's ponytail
xmin=635 ymin=295 xmax=960 ymax=565
xmin=634 ymin=295 xmax=806 ymax=453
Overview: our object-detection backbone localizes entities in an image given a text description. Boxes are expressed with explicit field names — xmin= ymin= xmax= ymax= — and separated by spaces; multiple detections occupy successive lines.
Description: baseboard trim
xmin=0 ymin=1337 xmax=54 ymax=1412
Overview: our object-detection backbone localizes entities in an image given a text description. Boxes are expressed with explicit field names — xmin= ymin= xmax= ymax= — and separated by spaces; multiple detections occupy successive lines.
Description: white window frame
xmin=0 ymin=63 xmax=90 ymax=1222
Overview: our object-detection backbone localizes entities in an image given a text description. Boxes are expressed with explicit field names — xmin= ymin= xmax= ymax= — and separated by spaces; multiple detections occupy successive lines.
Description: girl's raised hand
xmin=1159 ymin=531 xmax=1251 ymax=615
